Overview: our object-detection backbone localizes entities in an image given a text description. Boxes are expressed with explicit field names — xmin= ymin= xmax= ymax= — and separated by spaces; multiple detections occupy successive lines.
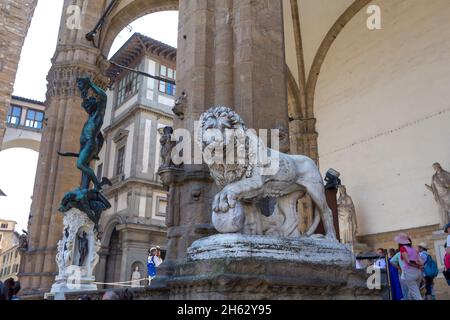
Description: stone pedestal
xmin=431 ymin=230 xmax=448 ymax=272
xmin=430 ymin=230 xmax=450 ymax=299
xmin=50 ymin=209 xmax=100 ymax=296
xmin=159 ymin=234 xmax=384 ymax=300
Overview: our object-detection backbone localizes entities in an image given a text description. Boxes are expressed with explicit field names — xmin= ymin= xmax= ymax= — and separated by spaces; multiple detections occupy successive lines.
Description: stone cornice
xmin=104 ymin=103 xmax=173 ymax=135
xmin=102 ymin=177 xmax=165 ymax=197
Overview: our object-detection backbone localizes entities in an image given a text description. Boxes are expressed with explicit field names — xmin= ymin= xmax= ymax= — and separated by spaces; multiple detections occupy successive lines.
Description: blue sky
xmin=1 ymin=0 xmax=178 ymax=232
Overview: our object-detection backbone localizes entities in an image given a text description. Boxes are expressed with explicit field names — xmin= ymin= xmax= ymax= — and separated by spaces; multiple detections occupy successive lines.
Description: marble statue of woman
xmin=131 ymin=266 xmax=141 ymax=288
xmin=337 ymin=186 xmax=358 ymax=244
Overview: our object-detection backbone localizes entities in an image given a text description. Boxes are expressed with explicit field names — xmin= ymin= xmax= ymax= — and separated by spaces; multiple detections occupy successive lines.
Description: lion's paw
xmin=213 ymin=188 xmax=237 ymax=213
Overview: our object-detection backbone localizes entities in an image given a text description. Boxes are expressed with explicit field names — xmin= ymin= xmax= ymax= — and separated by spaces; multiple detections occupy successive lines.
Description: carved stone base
xmin=50 ymin=279 xmax=98 ymax=299
xmin=50 ymin=209 xmax=100 ymax=295
xmin=155 ymin=234 xmax=385 ymax=300
xmin=187 ymin=234 xmax=354 ymax=267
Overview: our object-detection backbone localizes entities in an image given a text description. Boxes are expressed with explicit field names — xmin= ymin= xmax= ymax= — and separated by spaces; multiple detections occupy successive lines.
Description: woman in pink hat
xmin=394 ymin=233 xmax=424 ymax=300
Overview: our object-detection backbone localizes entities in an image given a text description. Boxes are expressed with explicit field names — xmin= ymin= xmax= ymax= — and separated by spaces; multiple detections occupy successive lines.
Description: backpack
xmin=424 ymin=254 xmax=439 ymax=278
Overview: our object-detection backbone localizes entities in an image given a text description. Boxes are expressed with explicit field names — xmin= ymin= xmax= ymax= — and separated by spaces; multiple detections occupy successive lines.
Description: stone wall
xmin=0 ymin=0 xmax=38 ymax=148
xmin=315 ymin=0 xmax=450 ymax=236
xmin=357 ymin=224 xmax=440 ymax=254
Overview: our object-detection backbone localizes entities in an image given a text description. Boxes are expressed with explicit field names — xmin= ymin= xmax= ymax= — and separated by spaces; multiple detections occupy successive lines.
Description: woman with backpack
xmin=147 ymin=246 xmax=163 ymax=286
xmin=418 ymin=242 xmax=438 ymax=300
xmin=394 ymin=233 xmax=424 ymax=300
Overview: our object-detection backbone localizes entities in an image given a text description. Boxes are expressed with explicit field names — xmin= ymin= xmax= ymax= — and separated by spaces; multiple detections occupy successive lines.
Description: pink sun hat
xmin=394 ymin=233 xmax=411 ymax=245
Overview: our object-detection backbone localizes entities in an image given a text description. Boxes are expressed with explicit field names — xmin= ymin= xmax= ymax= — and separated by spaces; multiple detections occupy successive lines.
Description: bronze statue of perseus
xmin=58 ymin=77 xmax=111 ymax=231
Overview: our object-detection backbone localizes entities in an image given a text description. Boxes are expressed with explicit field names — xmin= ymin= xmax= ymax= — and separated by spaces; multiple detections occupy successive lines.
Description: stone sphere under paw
xmin=212 ymin=202 xmax=245 ymax=233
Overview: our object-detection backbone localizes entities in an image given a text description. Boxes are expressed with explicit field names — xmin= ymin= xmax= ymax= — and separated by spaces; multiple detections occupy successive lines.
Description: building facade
xmin=0 ymin=220 xmax=21 ymax=281
xmin=0 ymin=0 xmax=38 ymax=149
xmin=94 ymin=33 xmax=175 ymax=286
xmin=1 ymin=95 xmax=45 ymax=152
xmin=17 ymin=0 xmax=450 ymax=297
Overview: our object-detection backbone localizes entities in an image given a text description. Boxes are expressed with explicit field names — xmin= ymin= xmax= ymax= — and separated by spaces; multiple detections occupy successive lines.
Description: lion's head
xmin=197 ymin=106 xmax=247 ymax=147
xmin=198 ymin=106 xmax=254 ymax=186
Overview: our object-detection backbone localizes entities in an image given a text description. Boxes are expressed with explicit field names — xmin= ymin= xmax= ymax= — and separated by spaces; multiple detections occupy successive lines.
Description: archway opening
xmin=107 ymin=11 xmax=178 ymax=59
xmin=95 ymin=9 xmax=179 ymax=287
xmin=0 ymin=148 xmax=39 ymax=233
xmin=104 ymin=227 xmax=121 ymax=285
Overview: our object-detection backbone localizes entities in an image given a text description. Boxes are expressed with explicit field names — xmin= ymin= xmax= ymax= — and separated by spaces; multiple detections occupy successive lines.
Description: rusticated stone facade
xmin=0 ymin=0 xmax=38 ymax=148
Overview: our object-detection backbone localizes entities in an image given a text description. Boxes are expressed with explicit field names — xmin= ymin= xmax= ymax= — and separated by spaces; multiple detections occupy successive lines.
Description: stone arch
xmin=1 ymin=138 xmax=40 ymax=152
xmin=100 ymin=214 xmax=125 ymax=248
xmin=305 ymin=0 xmax=371 ymax=119
xmin=287 ymin=67 xmax=303 ymax=120
xmin=99 ymin=0 xmax=179 ymax=58
xmin=96 ymin=214 xmax=125 ymax=286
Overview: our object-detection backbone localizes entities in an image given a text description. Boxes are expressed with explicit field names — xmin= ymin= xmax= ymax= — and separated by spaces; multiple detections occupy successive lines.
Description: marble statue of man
xmin=426 ymin=163 xmax=450 ymax=228
xmin=337 ymin=186 xmax=358 ymax=244
xmin=131 ymin=266 xmax=141 ymax=288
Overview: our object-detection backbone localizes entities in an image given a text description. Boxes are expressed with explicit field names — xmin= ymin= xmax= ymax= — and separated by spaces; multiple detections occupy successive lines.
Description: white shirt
xmin=447 ymin=235 xmax=450 ymax=247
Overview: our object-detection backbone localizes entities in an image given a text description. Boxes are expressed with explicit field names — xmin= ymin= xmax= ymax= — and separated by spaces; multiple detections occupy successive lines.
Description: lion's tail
xmin=305 ymin=203 xmax=321 ymax=236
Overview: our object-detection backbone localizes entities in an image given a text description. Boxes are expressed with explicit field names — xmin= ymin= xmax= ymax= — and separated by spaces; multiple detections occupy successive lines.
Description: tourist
xmin=394 ymin=233 xmax=423 ymax=300
xmin=444 ymin=243 xmax=450 ymax=286
xmin=4 ymin=278 xmax=16 ymax=300
xmin=374 ymin=248 xmax=387 ymax=269
xmin=147 ymin=246 xmax=164 ymax=286
xmin=118 ymin=288 xmax=134 ymax=300
xmin=102 ymin=291 xmax=120 ymax=300
xmin=147 ymin=247 xmax=157 ymax=286
xmin=387 ymin=248 xmax=403 ymax=300
xmin=390 ymin=250 xmax=408 ymax=299
xmin=418 ymin=242 xmax=438 ymax=300
xmin=9 ymin=281 xmax=21 ymax=300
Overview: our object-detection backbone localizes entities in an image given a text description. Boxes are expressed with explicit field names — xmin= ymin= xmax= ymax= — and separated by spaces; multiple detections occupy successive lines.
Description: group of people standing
xmin=383 ymin=223 xmax=450 ymax=300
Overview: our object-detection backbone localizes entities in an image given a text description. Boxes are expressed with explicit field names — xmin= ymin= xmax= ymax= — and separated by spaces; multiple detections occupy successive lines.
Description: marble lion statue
xmin=197 ymin=106 xmax=337 ymax=240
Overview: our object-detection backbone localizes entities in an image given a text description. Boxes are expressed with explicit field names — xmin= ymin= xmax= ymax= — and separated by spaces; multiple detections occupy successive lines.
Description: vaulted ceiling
xmin=284 ymin=0 xmax=354 ymax=86
xmin=283 ymin=0 xmax=371 ymax=119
